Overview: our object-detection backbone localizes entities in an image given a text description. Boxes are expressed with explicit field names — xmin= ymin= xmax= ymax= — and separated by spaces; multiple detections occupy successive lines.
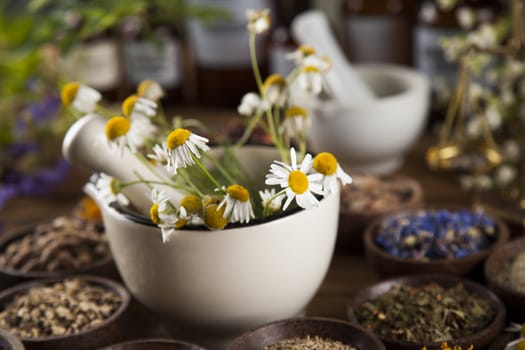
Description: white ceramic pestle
xmin=62 ymin=114 xmax=184 ymax=215
xmin=291 ymin=10 xmax=375 ymax=105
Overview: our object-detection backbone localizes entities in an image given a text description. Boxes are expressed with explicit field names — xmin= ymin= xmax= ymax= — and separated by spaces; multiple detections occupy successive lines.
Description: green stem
xmin=203 ymin=151 xmax=238 ymax=185
xmin=249 ymin=32 xmax=263 ymax=93
xmin=234 ymin=112 xmax=263 ymax=148
xmin=192 ymin=154 xmax=223 ymax=192
xmin=262 ymin=189 xmax=286 ymax=217
xmin=178 ymin=170 xmax=205 ymax=197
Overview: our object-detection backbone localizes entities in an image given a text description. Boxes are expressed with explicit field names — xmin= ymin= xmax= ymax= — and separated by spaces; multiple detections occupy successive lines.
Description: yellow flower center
xmin=105 ymin=116 xmax=130 ymax=141
xmin=302 ymin=65 xmax=320 ymax=74
xmin=226 ymin=184 xmax=250 ymax=202
xmin=180 ymin=194 xmax=202 ymax=214
xmin=204 ymin=204 xmax=228 ymax=230
xmin=166 ymin=128 xmax=191 ymax=150
xmin=285 ymin=106 xmax=308 ymax=119
xmin=61 ymin=82 xmax=79 ymax=106
xmin=175 ymin=218 xmax=188 ymax=229
xmin=313 ymin=152 xmax=338 ymax=176
xmin=299 ymin=45 xmax=316 ymax=57
xmin=122 ymin=95 xmax=138 ymax=116
xmin=109 ymin=178 xmax=121 ymax=195
xmin=288 ymin=170 xmax=308 ymax=194
xmin=517 ymin=340 xmax=525 ymax=350
xmin=149 ymin=203 xmax=161 ymax=225
xmin=262 ymin=74 xmax=286 ymax=92
xmin=137 ymin=80 xmax=154 ymax=97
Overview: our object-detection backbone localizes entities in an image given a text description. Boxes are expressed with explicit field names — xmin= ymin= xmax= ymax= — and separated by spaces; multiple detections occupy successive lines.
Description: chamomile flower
xmin=286 ymin=45 xmax=316 ymax=65
xmin=218 ymin=184 xmax=254 ymax=224
xmin=148 ymin=142 xmax=172 ymax=170
xmin=259 ymin=188 xmax=284 ymax=213
xmin=265 ymin=147 xmax=323 ymax=210
xmin=61 ymin=82 xmax=101 ymax=113
xmin=179 ymin=194 xmax=204 ymax=225
xmin=95 ymin=173 xmax=129 ymax=206
xmin=165 ymin=128 xmax=210 ymax=169
xmin=238 ymin=92 xmax=263 ymax=116
xmin=149 ymin=187 xmax=171 ymax=225
xmin=105 ymin=115 xmax=156 ymax=154
xmin=262 ymin=74 xmax=288 ymax=106
xmin=122 ymin=95 xmax=157 ymax=118
xmin=280 ymin=105 xmax=310 ymax=139
xmin=312 ymin=152 xmax=352 ymax=196
xmin=158 ymin=206 xmax=188 ymax=243
xmin=297 ymin=65 xmax=324 ymax=95
xmin=137 ymin=80 xmax=165 ymax=101
xmin=203 ymin=198 xmax=228 ymax=230
xmin=246 ymin=8 xmax=271 ymax=34
xmin=302 ymin=54 xmax=332 ymax=72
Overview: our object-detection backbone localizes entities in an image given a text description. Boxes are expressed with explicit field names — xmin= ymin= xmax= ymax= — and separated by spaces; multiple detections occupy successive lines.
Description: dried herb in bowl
xmin=374 ymin=209 xmax=497 ymax=260
xmin=354 ymin=282 xmax=494 ymax=343
xmin=0 ymin=278 xmax=122 ymax=338
xmin=265 ymin=335 xmax=357 ymax=350
xmin=495 ymin=250 xmax=525 ymax=295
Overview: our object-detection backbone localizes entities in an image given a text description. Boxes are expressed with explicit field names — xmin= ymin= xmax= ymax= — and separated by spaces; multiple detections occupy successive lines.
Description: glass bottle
xmin=61 ymin=29 xmax=124 ymax=101
xmin=342 ymin=0 xmax=417 ymax=65
xmin=120 ymin=15 xmax=185 ymax=105
xmin=185 ymin=0 xmax=271 ymax=107
xmin=268 ymin=0 xmax=312 ymax=76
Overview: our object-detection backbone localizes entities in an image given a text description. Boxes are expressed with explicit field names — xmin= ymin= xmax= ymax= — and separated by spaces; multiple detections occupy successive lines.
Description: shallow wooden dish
xmin=337 ymin=174 xmax=423 ymax=253
xmin=0 ymin=275 xmax=130 ymax=350
xmin=484 ymin=236 xmax=525 ymax=322
xmin=363 ymin=207 xmax=509 ymax=277
xmin=227 ymin=316 xmax=385 ymax=350
xmin=347 ymin=274 xmax=506 ymax=350
xmin=0 ymin=226 xmax=118 ymax=290
xmin=99 ymin=338 xmax=207 ymax=350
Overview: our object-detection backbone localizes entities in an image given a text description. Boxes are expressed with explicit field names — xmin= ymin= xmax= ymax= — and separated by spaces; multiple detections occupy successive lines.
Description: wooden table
xmin=0 ymin=113 xmax=521 ymax=349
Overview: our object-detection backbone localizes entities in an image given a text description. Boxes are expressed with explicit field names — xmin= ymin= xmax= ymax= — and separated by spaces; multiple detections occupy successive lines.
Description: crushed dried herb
xmin=496 ymin=250 xmax=525 ymax=294
xmin=354 ymin=283 xmax=494 ymax=343
xmin=264 ymin=335 xmax=357 ymax=350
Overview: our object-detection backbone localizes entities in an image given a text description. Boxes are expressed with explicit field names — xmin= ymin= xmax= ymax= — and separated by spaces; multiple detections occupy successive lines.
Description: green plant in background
xmin=0 ymin=0 xmax=227 ymax=211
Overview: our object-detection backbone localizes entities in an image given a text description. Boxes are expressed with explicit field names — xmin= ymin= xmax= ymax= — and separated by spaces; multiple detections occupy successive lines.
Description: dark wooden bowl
xmin=484 ymin=236 xmax=525 ymax=322
xmin=99 ymin=338 xmax=207 ymax=350
xmin=227 ymin=316 xmax=385 ymax=350
xmin=0 ymin=226 xmax=119 ymax=290
xmin=337 ymin=174 xmax=424 ymax=253
xmin=347 ymin=274 xmax=506 ymax=350
xmin=0 ymin=275 xmax=130 ymax=350
xmin=0 ymin=328 xmax=25 ymax=350
xmin=363 ymin=208 xmax=509 ymax=278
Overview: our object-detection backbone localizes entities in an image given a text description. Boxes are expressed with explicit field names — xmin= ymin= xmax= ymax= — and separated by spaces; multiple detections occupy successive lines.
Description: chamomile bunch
xmin=237 ymin=8 xmax=333 ymax=163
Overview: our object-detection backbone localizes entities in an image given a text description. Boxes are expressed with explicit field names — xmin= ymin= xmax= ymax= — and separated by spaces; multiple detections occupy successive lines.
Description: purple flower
xmin=0 ymin=185 xmax=18 ymax=209
xmin=18 ymin=158 xmax=71 ymax=196
xmin=4 ymin=142 xmax=38 ymax=158
xmin=27 ymin=96 xmax=61 ymax=123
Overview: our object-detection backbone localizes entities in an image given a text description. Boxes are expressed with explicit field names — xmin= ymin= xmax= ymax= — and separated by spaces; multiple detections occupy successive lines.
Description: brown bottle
xmin=185 ymin=0 xmax=271 ymax=107
xmin=268 ymin=0 xmax=312 ymax=76
xmin=120 ymin=16 xmax=185 ymax=105
xmin=342 ymin=0 xmax=417 ymax=65
xmin=61 ymin=29 xmax=124 ymax=102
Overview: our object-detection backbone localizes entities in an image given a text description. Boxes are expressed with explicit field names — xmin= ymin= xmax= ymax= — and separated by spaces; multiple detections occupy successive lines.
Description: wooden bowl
xmin=337 ymin=174 xmax=423 ymax=253
xmin=347 ymin=275 xmax=506 ymax=350
xmin=0 ymin=224 xmax=118 ymax=290
xmin=0 ymin=275 xmax=130 ymax=350
xmin=227 ymin=317 xmax=385 ymax=350
xmin=484 ymin=236 xmax=525 ymax=322
xmin=363 ymin=208 xmax=509 ymax=277
xmin=99 ymin=338 xmax=207 ymax=350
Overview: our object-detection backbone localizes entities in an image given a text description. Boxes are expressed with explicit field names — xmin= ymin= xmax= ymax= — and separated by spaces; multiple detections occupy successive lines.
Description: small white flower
xmin=105 ymin=115 xmax=156 ymax=154
xmin=485 ymin=105 xmax=502 ymax=130
xmin=246 ymin=9 xmax=271 ymax=34
xmin=265 ymin=147 xmax=323 ymax=210
xmin=280 ymin=105 xmax=310 ymax=139
xmin=158 ymin=206 xmax=187 ymax=243
xmin=122 ymin=95 xmax=157 ymax=118
xmin=495 ymin=165 xmax=516 ymax=186
xmin=297 ymin=65 xmax=323 ymax=95
xmin=148 ymin=142 xmax=176 ymax=173
xmin=151 ymin=187 xmax=170 ymax=211
xmin=502 ymin=140 xmax=520 ymax=161
xmin=259 ymin=188 xmax=284 ymax=213
xmin=312 ymin=152 xmax=352 ymax=196
xmin=95 ymin=173 xmax=129 ymax=206
xmin=286 ymin=45 xmax=316 ymax=65
xmin=238 ymin=92 xmax=263 ymax=116
xmin=302 ymin=54 xmax=332 ymax=72
xmin=137 ymin=80 xmax=165 ymax=101
xmin=457 ymin=7 xmax=475 ymax=29
xmin=262 ymin=74 xmax=288 ymax=106
xmin=165 ymin=128 xmax=209 ymax=169
xmin=61 ymin=82 xmax=101 ymax=113
xmin=218 ymin=184 xmax=254 ymax=224
xmin=127 ymin=114 xmax=158 ymax=152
